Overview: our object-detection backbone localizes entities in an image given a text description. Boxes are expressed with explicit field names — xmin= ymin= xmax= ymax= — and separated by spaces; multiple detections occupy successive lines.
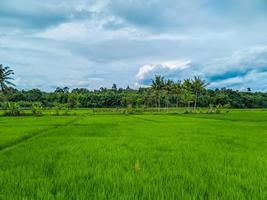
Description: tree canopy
xmin=1 ymin=66 xmax=267 ymax=109
xmin=0 ymin=64 xmax=15 ymax=93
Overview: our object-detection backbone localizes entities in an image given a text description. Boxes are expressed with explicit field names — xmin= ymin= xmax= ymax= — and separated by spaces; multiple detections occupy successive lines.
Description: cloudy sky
xmin=1 ymin=0 xmax=267 ymax=91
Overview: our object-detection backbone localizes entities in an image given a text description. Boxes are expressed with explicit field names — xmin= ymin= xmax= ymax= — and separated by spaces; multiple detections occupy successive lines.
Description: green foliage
xmin=183 ymin=109 xmax=192 ymax=114
xmin=52 ymin=103 xmax=70 ymax=116
xmin=3 ymin=102 xmax=22 ymax=116
xmin=1 ymin=74 xmax=267 ymax=110
xmin=0 ymin=92 xmax=7 ymax=108
xmin=215 ymin=104 xmax=223 ymax=114
xmin=125 ymin=104 xmax=133 ymax=114
xmin=191 ymin=76 xmax=207 ymax=109
xmin=62 ymin=104 xmax=70 ymax=116
xmin=53 ymin=103 xmax=62 ymax=116
xmin=67 ymin=93 xmax=80 ymax=108
xmin=31 ymin=103 xmax=43 ymax=116
xmin=206 ymin=104 xmax=224 ymax=114
xmin=223 ymin=103 xmax=231 ymax=109
xmin=0 ymin=64 xmax=15 ymax=93
xmin=207 ymin=104 xmax=215 ymax=114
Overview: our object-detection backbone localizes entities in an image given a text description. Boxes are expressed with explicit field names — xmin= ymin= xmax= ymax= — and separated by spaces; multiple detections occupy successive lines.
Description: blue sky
xmin=1 ymin=0 xmax=267 ymax=91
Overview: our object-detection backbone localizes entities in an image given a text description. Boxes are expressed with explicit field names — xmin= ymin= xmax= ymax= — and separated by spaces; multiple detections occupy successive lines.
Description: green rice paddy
xmin=0 ymin=110 xmax=266 ymax=199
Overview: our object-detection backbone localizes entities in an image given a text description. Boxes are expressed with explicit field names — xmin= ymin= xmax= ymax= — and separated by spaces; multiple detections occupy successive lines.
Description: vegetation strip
xmin=1 ymin=64 xmax=267 ymax=112
xmin=0 ymin=117 xmax=80 ymax=152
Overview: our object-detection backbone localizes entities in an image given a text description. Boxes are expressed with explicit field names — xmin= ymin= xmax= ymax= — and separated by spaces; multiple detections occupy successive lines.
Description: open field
xmin=0 ymin=110 xmax=266 ymax=199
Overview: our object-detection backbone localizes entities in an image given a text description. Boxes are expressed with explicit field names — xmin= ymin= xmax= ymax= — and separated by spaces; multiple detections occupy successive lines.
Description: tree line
xmin=1 ymin=64 xmax=267 ymax=109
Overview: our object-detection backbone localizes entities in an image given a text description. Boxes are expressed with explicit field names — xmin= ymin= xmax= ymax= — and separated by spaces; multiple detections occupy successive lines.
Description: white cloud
xmin=160 ymin=60 xmax=191 ymax=70
xmin=37 ymin=22 xmax=90 ymax=41
xmin=135 ymin=46 xmax=267 ymax=90
xmin=136 ymin=59 xmax=191 ymax=83
xmin=136 ymin=64 xmax=155 ymax=80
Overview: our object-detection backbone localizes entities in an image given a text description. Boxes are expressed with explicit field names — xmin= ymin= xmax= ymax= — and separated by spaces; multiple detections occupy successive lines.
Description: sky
xmin=1 ymin=0 xmax=267 ymax=91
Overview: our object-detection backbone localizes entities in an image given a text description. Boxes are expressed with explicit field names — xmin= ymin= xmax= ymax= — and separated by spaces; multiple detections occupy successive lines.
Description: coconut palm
xmin=183 ymin=78 xmax=192 ymax=91
xmin=172 ymin=81 xmax=182 ymax=108
xmin=151 ymin=75 xmax=165 ymax=111
xmin=180 ymin=88 xmax=194 ymax=110
xmin=0 ymin=64 xmax=15 ymax=93
xmin=163 ymin=79 xmax=174 ymax=112
xmin=191 ymin=76 xmax=206 ymax=110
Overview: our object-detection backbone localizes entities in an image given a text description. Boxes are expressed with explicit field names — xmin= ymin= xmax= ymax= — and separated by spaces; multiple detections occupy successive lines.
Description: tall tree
xmin=172 ymin=81 xmax=182 ymax=108
xmin=63 ymin=87 xmax=70 ymax=93
xmin=112 ymin=84 xmax=117 ymax=92
xmin=163 ymin=79 xmax=174 ymax=112
xmin=151 ymin=75 xmax=165 ymax=111
xmin=181 ymin=81 xmax=194 ymax=109
xmin=191 ymin=76 xmax=206 ymax=110
xmin=0 ymin=64 xmax=15 ymax=93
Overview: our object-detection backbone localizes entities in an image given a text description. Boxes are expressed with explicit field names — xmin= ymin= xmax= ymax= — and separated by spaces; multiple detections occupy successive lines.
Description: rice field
xmin=0 ymin=110 xmax=266 ymax=199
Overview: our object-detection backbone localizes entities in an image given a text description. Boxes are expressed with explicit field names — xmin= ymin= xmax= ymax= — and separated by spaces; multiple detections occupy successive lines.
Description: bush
xmin=207 ymin=104 xmax=214 ymax=114
xmin=207 ymin=104 xmax=223 ymax=114
xmin=53 ymin=103 xmax=61 ymax=116
xmin=52 ymin=103 xmax=70 ymax=116
xmin=126 ymin=105 xmax=133 ymax=114
xmin=62 ymin=105 xmax=70 ymax=116
xmin=31 ymin=103 xmax=43 ymax=116
xmin=3 ymin=102 xmax=22 ymax=116
xmin=0 ymin=93 xmax=7 ymax=108
xmin=223 ymin=103 xmax=231 ymax=109
xmin=215 ymin=104 xmax=223 ymax=114
xmin=183 ymin=109 xmax=192 ymax=114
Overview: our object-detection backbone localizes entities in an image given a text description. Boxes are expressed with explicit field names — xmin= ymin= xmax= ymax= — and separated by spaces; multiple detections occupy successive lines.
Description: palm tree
xmin=0 ymin=64 xmax=15 ymax=93
xmin=181 ymin=79 xmax=194 ymax=110
xmin=151 ymin=75 xmax=164 ymax=112
xmin=163 ymin=79 xmax=174 ymax=112
xmin=172 ymin=81 xmax=182 ymax=109
xmin=183 ymin=78 xmax=192 ymax=91
xmin=191 ymin=76 xmax=206 ymax=110
xmin=180 ymin=88 xmax=193 ymax=109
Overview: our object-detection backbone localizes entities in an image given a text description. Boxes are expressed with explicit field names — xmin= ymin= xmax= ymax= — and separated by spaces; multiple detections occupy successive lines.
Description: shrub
xmin=31 ymin=103 xmax=43 ymax=116
xmin=53 ymin=103 xmax=61 ymax=116
xmin=62 ymin=104 xmax=70 ymax=116
xmin=207 ymin=104 xmax=223 ymax=114
xmin=53 ymin=103 xmax=70 ymax=116
xmin=3 ymin=102 xmax=22 ymax=116
xmin=184 ymin=110 xmax=189 ymax=114
xmin=223 ymin=103 xmax=231 ymax=113
xmin=184 ymin=109 xmax=192 ymax=114
xmin=215 ymin=104 xmax=223 ymax=114
xmin=223 ymin=103 xmax=231 ymax=109
xmin=207 ymin=104 xmax=214 ymax=114
xmin=126 ymin=105 xmax=134 ymax=114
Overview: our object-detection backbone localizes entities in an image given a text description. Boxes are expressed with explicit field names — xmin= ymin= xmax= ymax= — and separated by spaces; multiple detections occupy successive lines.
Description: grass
xmin=0 ymin=110 xmax=266 ymax=199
